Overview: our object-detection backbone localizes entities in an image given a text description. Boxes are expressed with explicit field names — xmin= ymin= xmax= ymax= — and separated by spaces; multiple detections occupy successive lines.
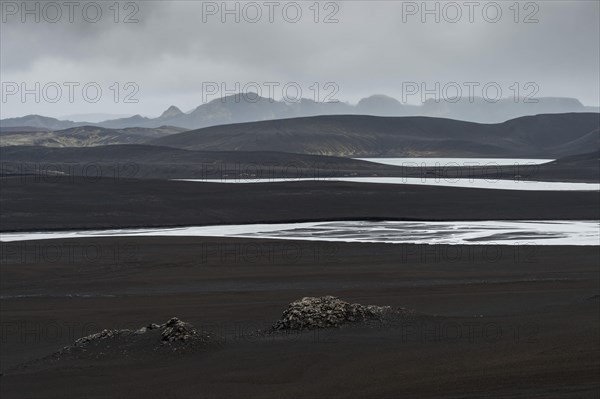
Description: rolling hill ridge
xmin=149 ymin=113 xmax=600 ymax=158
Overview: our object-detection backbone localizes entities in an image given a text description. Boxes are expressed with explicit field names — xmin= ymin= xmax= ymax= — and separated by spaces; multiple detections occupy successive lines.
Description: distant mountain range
xmin=59 ymin=113 xmax=133 ymax=123
xmin=2 ymin=94 xmax=598 ymax=131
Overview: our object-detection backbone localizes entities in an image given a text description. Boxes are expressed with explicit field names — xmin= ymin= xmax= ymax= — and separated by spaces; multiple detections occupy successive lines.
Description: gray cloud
xmin=1 ymin=0 xmax=598 ymax=118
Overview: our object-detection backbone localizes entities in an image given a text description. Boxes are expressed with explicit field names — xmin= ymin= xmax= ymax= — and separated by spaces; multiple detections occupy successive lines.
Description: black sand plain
xmin=0 ymin=124 xmax=598 ymax=398
xmin=1 ymin=177 xmax=598 ymax=232
xmin=0 ymin=237 xmax=598 ymax=398
xmin=0 ymin=174 xmax=599 ymax=398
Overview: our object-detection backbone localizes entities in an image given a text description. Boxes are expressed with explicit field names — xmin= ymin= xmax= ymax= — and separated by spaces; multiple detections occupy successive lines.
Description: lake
xmin=355 ymin=158 xmax=555 ymax=167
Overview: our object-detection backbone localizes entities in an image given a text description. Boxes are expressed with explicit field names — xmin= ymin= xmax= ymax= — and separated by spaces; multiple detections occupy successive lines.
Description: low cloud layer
xmin=1 ymin=0 xmax=599 ymax=118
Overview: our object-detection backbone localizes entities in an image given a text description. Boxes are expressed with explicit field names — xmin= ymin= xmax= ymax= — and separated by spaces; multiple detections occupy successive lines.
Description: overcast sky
xmin=1 ymin=0 xmax=599 ymax=118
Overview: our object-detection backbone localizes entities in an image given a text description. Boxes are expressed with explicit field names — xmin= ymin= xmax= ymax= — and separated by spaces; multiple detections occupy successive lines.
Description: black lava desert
xmin=1 ymin=2 xmax=599 ymax=398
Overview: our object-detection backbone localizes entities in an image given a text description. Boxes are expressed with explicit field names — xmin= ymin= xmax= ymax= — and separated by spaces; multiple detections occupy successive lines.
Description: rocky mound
xmin=73 ymin=317 xmax=201 ymax=346
xmin=273 ymin=296 xmax=413 ymax=331
xmin=53 ymin=318 xmax=220 ymax=361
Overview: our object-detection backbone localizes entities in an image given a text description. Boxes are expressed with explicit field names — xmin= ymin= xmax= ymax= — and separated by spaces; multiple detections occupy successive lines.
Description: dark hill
xmin=149 ymin=113 xmax=600 ymax=158
xmin=2 ymin=145 xmax=597 ymax=182
xmin=0 ymin=126 xmax=187 ymax=147
xmin=0 ymin=145 xmax=401 ymax=180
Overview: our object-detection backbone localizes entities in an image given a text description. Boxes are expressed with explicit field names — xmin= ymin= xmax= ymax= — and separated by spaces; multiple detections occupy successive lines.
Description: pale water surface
xmin=355 ymin=158 xmax=555 ymax=167
xmin=1 ymin=221 xmax=598 ymax=245
xmin=174 ymin=177 xmax=599 ymax=191
xmin=173 ymin=157 xmax=596 ymax=190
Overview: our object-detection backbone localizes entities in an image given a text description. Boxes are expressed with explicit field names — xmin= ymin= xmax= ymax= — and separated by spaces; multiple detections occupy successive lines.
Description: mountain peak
xmin=160 ymin=105 xmax=183 ymax=119
xmin=358 ymin=94 xmax=401 ymax=105
xmin=207 ymin=92 xmax=271 ymax=104
xmin=356 ymin=94 xmax=403 ymax=116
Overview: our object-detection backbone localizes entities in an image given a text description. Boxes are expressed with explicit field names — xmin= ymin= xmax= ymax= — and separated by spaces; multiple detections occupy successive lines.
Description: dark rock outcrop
xmin=273 ymin=296 xmax=413 ymax=331
xmin=57 ymin=318 xmax=219 ymax=360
